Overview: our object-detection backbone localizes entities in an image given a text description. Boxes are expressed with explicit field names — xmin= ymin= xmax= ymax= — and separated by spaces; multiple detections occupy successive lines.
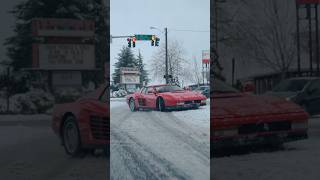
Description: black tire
xmin=193 ymin=104 xmax=200 ymax=109
xmin=129 ymin=98 xmax=137 ymax=112
xmin=157 ymin=97 xmax=166 ymax=112
xmin=62 ymin=116 xmax=83 ymax=157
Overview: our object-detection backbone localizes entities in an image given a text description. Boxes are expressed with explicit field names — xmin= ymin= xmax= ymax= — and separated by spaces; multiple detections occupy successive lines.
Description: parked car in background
xmin=211 ymin=79 xmax=308 ymax=152
xmin=265 ymin=77 xmax=320 ymax=115
xmin=52 ymin=86 xmax=108 ymax=156
xmin=195 ymin=85 xmax=210 ymax=98
xmin=126 ymin=84 xmax=207 ymax=112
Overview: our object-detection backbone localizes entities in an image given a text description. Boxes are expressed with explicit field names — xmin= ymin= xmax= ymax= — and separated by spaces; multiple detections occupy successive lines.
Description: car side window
xmin=141 ymin=87 xmax=147 ymax=94
xmin=144 ymin=88 xmax=149 ymax=94
xmin=147 ymin=87 xmax=154 ymax=94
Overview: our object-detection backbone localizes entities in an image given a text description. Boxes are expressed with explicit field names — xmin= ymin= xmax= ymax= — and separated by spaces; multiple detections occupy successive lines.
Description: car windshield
xmin=155 ymin=85 xmax=184 ymax=93
xmin=196 ymin=86 xmax=209 ymax=91
xmin=272 ymin=79 xmax=310 ymax=92
xmin=213 ymin=79 xmax=239 ymax=93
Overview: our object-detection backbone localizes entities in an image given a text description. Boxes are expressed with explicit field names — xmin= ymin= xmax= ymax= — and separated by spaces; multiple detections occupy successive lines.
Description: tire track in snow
xmin=111 ymin=129 xmax=191 ymax=180
xmin=147 ymin=111 xmax=210 ymax=161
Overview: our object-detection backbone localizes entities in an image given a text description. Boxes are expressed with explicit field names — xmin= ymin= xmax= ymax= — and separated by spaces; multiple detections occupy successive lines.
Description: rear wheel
xmin=62 ymin=116 xmax=83 ymax=157
xmin=129 ymin=98 xmax=137 ymax=112
xmin=157 ymin=98 xmax=166 ymax=112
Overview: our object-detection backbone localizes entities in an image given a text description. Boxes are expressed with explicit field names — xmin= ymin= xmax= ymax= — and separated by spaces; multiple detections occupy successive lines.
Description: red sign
xmin=202 ymin=50 xmax=210 ymax=64
xmin=297 ymin=0 xmax=320 ymax=4
xmin=32 ymin=18 xmax=95 ymax=37
xmin=202 ymin=59 xmax=210 ymax=64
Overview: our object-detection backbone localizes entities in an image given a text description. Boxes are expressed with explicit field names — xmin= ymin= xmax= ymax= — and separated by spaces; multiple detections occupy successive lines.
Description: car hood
xmin=160 ymin=91 xmax=205 ymax=100
xmin=264 ymin=91 xmax=298 ymax=98
xmin=212 ymin=93 xmax=304 ymax=119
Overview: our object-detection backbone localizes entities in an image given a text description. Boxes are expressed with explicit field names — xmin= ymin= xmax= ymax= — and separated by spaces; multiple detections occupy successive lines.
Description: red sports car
xmin=126 ymin=84 xmax=207 ymax=112
xmin=211 ymin=79 xmax=308 ymax=152
xmin=52 ymin=86 xmax=109 ymax=156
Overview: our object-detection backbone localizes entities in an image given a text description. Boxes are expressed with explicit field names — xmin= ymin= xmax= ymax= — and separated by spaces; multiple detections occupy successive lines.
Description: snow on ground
xmin=171 ymin=99 xmax=210 ymax=134
xmin=110 ymin=97 xmax=127 ymax=109
xmin=212 ymin=115 xmax=320 ymax=180
xmin=110 ymin=98 xmax=210 ymax=180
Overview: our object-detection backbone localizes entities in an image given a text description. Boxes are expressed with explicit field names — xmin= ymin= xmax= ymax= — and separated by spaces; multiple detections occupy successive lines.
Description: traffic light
xmin=151 ymin=35 xmax=156 ymax=46
xmin=127 ymin=38 xmax=131 ymax=47
xmin=132 ymin=37 xmax=136 ymax=48
xmin=155 ymin=37 xmax=160 ymax=46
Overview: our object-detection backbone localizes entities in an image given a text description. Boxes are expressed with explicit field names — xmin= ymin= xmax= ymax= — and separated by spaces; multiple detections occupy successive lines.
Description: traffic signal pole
xmin=165 ymin=27 xmax=169 ymax=84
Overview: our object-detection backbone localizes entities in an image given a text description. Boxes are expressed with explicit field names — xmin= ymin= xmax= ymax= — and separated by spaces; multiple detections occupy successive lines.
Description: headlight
xmin=214 ymin=128 xmax=238 ymax=137
xmin=291 ymin=121 xmax=308 ymax=130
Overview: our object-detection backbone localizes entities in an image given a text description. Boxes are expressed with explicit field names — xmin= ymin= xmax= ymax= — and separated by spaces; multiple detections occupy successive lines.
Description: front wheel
xmin=62 ymin=116 xmax=83 ymax=157
xmin=158 ymin=98 xmax=166 ymax=112
xmin=129 ymin=98 xmax=137 ymax=112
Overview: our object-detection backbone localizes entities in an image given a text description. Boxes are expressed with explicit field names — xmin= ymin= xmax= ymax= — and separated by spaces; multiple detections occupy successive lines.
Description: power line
xmin=169 ymin=29 xmax=209 ymax=33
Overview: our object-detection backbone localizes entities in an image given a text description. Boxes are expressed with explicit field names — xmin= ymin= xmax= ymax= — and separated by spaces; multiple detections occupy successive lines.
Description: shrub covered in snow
xmin=54 ymin=87 xmax=82 ymax=103
xmin=0 ymin=89 xmax=55 ymax=114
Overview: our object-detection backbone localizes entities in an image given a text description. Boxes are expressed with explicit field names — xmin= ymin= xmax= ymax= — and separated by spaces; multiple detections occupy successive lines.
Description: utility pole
xmin=296 ymin=1 xmax=301 ymax=76
xmin=165 ymin=27 xmax=169 ymax=84
xmin=215 ymin=0 xmax=218 ymax=51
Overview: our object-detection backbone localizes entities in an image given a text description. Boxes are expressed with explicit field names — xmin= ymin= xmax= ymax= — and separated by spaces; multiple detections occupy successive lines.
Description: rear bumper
xmin=212 ymin=130 xmax=308 ymax=150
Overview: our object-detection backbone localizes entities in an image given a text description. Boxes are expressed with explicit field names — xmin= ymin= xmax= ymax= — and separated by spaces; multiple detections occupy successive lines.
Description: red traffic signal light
xmin=132 ymin=37 xmax=136 ymax=47
xmin=127 ymin=38 xmax=132 ymax=47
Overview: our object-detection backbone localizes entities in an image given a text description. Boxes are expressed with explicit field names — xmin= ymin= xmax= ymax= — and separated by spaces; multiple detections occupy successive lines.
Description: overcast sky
xmin=110 ymin=0 xmax=210 ymax=85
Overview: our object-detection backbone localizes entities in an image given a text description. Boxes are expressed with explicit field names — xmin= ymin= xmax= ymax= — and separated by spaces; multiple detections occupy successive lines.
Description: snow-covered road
xmin=212 ymin=115 xmax=320 ymax=180
xmin=0 ymin=115 xmax=108 ymax=180
xmin=110 ymin=98 xmax=210 ymax=180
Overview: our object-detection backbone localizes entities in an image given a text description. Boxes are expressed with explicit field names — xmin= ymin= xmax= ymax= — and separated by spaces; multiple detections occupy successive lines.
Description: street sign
xmin=202 ymin=50 xmax=210 ymax=64
xmin=134 ymin=34 xmax=153 ymax=40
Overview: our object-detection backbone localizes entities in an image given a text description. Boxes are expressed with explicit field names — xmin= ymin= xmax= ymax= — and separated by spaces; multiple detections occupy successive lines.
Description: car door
xmin=137 ymin=87 xmax=147 ymax=107
xmin=304 ymin=80 xmax=320 ymax=114
xmin=144 ymin=87 xmax=158 ymax=108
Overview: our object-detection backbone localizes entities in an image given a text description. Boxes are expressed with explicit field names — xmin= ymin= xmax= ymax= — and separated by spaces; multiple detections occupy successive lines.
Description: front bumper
xmin=212 ymin=130 xmax=308 ymax=150
xmin=166 ymin=103 xmax=200 ymax=110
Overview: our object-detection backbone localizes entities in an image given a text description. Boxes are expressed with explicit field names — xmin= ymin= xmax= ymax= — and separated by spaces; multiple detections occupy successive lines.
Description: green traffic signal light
xmin=155 ymin=37 xmax=160 ymax=46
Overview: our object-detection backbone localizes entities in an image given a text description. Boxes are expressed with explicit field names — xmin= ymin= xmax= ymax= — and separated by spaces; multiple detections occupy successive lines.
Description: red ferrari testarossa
xmin=126 ymin=84 xmax=207 ymax=112
xmin=211 ymin=79 xmax=308 ymax=151
xmin=52 ymin=86 xmax=109 ymax=156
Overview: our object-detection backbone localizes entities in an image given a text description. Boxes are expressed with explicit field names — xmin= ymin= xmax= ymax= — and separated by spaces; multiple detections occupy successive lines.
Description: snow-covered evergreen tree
xmin=112 ymin=46 xmax=137 ymax=84
xmin=136 ymin=51 xmax=149 ymax=86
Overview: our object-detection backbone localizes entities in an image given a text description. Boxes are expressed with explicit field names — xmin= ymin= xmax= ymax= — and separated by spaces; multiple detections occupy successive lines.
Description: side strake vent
xmin=90 ymin=116 xmax=109 ymax=140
